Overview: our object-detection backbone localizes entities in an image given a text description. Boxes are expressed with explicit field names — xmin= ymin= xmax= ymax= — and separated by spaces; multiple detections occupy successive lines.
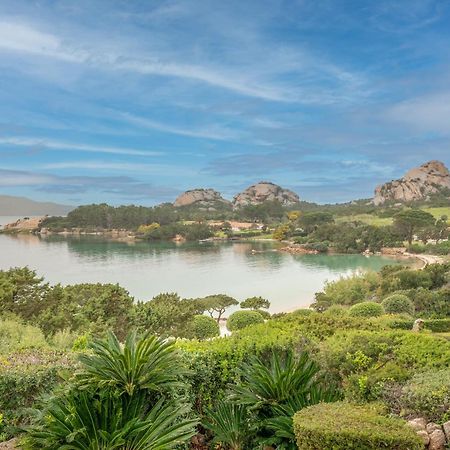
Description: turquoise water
xmin=0 ymin=233 xmax=405 ymax=313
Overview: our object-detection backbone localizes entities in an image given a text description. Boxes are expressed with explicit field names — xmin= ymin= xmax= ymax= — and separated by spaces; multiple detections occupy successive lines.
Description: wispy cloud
xmin=39 ymin=160 xmax=199 ymax=176
xmin=0 ymin=20 xmax=293 ymax=102
xmin=119 ymin=112 xmax=240 ymax=141
xmin=0 ymin=168 xmax=177 ymax=200
xmin=0 ymin=137 xmax=162 ymax=156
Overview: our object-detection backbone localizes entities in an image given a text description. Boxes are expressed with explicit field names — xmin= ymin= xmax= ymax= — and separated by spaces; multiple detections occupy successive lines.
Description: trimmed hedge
xmin=349 ymin=302 xmax=384 ymax=318
xmin=382 ymin=294 xmax=414 ymax=315
xmin=388 ymin=318 xmax=450 ymax=332
xmin=294 ymin=402 xmax=423 ymax=450
xmin=226 ymin=310 xmax=264 ymax=331
xmin=188 ymin=315 xmax=219 ymax=340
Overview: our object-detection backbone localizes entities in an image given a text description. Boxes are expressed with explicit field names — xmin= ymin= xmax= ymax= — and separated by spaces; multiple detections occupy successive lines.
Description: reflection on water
xmin=0 ymin=233 xmax=403 ymax=313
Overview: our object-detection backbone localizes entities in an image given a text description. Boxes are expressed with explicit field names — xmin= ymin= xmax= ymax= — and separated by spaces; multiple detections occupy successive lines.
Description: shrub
xmin=386 ymin=318 xmax=450 ymax=332
xmin=382 ymin=294 xmax=414 ymax=315
xmin=400 ymin=368 xmax=450 ymax=422
xmin=349 ymin=302 xmax=384 ymax=318
xmin=0 ymin=351 xmax=74 ymax=437
xmin=294 ymin=402 xmax=423 ymax=449
xmin=0 ymin=318 xmax=48 ymax=354
xmin=188 ymin=315 xmax=220 ymax=340
xmin=317 ymin=330 xmax=450 ymax=399
xmin=227 ymin=311 xmax=264 ymax=332
xmin=323 ymin=304 xmax=348 ymax=317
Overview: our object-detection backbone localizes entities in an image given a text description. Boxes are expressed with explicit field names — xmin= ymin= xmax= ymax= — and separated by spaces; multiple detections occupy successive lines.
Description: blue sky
xmin=1 ymin=0 xmax=450 ymax=206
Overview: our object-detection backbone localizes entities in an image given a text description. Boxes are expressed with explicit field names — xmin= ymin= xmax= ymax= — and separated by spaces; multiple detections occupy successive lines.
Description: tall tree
xmin=393 ymin=209 xmax=435 ymax=245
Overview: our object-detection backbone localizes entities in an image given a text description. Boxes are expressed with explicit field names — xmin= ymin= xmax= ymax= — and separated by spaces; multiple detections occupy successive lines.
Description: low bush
xmin=294 ymin=402 xmax=423 ymax=449
xmin=382 ymin=294 xmax=414 ymax=315
xmin=387 ymin=318 xmax=450 ymax=332
xmin=188 ymin=315 xmax=220 ymax=340
xmin=0 ymin=319 xmax=48 ymax=354
xmin=227 ymin=310 xmax=264 ymax=332
xmin=349 ymin=302 xmax=384 ymax=318
xmin=0 ymin=351 xmax=74 ymax=437
xmin=317 ymin=330 xmax=450 ymax=399
xmin=400 ymin=368 xmax=450 ymax=422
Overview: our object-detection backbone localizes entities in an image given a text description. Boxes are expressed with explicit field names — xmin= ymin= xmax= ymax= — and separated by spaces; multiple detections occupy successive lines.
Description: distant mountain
xmin=373 ymin=160 xmax=450 ymax=205
xmin=0 ymin=195 xmax=73 ymax=216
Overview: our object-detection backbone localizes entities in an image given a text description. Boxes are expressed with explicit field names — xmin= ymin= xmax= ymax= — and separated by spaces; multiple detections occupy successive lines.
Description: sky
xmin=1 ymin=0 xmax=450 ymax=206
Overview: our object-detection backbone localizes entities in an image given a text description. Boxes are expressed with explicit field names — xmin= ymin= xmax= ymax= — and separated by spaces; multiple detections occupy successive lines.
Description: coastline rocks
xmin=233 ymin=182 xmax=299 ymax=207
xmin=408 ymin=419 xmax=450 ymax=450
xmin=3 ymin=216 xmax=45 ymax=231
xmin=374 ymin=160 xmax=450 ymax=205
xmin=173 ymin=189 xmax=231 ymax=208
xmin=279 ymin=245 xmax=319 ymax=255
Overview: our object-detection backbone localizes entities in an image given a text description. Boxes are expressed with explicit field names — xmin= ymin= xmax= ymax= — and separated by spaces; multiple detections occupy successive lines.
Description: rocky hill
xmin=233 ymin=181 xmax=299 ymax=207
xmin=173 ymin=189 xmax=231 ymax=208
xmin=373 ymin=160 xmax=450 ymax=205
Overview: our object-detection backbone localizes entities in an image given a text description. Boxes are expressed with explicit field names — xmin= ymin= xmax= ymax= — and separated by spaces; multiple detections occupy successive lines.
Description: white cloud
xmin=386 ymin=91 xmax=450 ymax=134
xmin=119 ymin=112 xmax=240 ymax=141
xmin=0 ymin=20 xmax=291 ymax=102
xmin=0 ymin=137 xmax=162 ymax=156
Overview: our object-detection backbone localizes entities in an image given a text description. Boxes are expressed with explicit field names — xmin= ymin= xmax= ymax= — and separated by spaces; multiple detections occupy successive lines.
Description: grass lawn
xmin=420 ymin=206 xmax=450 ymax=220
xmin=335 ymin=214 xmax=393 ymax=226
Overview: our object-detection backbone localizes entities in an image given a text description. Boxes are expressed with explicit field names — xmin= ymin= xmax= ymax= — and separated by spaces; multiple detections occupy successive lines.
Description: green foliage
xmin=230 ymin=352 xmax=339 ymax=449
xmin=227 ymin=310 xmax=264 ymax=331
xmin=393 ymin=208 xmax=436 ymax=244
xmin=0 ymin=318 xmax=48 ymax=354
xmin=349 ymin=302 xmax=384 ymax=318
xmin=24 ymin=332 xmax=197 ymax=449
xmin=187 ymin=315 xmax=220 ymax=340
xmin=381 ymin=294 xmax=414 ymax=315
xmin=312 ymin=272 xmax=379 ymax=311
xmin=135 ymin=293 xmax=198 ymax=337
xmin=198 ymin=294 xmax=239 ymax=322
xmin=409 ymin=240 xmax=450 ymax=255
xmin=202 ymin=402 xmax=251 ymax=450
xmin=273 ymin=223 xmax=292 ymax=241
xmin=0 ymin=268 xmax=135 ymax=338
xmin=397 ymin=368 xmax=450 ymax=422
xmin=298 ymin=211 xmax=334 ymax=233
xmin=0 ymin=351 xmax=74 ymax=437
xmin=318 ymin=329 xmax=450 ymax=401
xmin=294 ymin=402 xmax=422 ymax=450
xmin=240 ymin=296 xmax=270 ymax=310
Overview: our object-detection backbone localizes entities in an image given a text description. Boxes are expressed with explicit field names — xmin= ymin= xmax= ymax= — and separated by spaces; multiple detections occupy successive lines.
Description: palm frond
xmin=77 ymin=331 xmax=185 ymax=396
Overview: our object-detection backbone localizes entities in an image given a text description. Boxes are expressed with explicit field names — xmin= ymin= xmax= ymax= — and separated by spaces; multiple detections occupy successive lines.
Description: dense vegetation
xmin=312 ymin=262 xmax=450 ymax=318
xmin=0 ymin=260 xmax=449 ymax=448
xmin=2 ymin=194 xmax=440 ymax=258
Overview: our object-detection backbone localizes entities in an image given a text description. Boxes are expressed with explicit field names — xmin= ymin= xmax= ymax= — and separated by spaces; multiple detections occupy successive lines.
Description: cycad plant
xmin=23 ymin=331 xmax=197 ymax=449
xmin=202 ymin=402 xmax=252 ymax=450
xmin=229 ymin=351 xmax=339 ymax=449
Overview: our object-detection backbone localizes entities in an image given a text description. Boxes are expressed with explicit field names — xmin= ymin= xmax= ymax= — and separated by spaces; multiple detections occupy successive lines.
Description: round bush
xmin=188 ymin=315 xmax=220 ymax=340
xmin=227 ymin=310 xmax=264 ymax=332
xmin=349 ymin=302 xmax=384 ymax=318
xmin=294 ymin=402 xmax=422 ymax=450
xmin=382 ymin=294 xmax=414 ymax=315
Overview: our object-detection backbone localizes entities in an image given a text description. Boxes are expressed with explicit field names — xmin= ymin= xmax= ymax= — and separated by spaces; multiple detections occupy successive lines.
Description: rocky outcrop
xmin=173 ymin=189 xmax=231 ymax=208
xmin=233 ymin=182 xmax=299 ymax=207
xmin=408 ymin=419 xmax=450 ymax=450
xmin=374 ymin=160 xmax=450 ymax=205
xmin=3 ymin=216 xmax=45 ymax=231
